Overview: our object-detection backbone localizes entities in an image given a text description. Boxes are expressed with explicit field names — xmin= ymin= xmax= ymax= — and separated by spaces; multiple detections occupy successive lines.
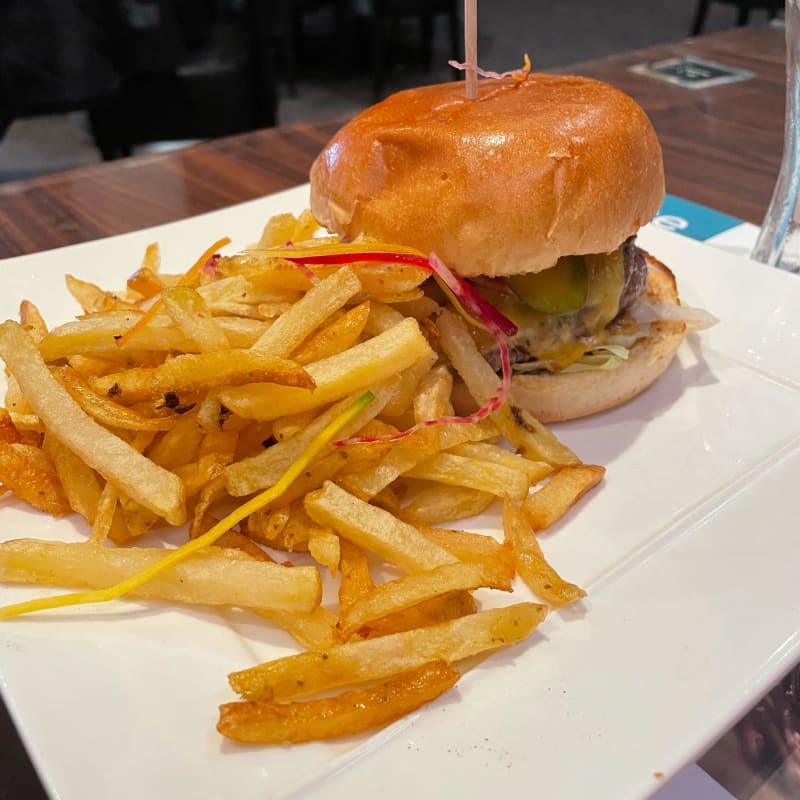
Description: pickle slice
xmin=506 ymin=256 xmax=588 ymax=315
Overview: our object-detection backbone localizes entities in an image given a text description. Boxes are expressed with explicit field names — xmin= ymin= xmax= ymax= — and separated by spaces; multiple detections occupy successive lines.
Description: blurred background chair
xmin=691 ymin=0 xmax=782 ymax=34
xmin=0 ymin=1 xmax=279 ymax=160
xmin=88 ymin=0 xmax=279 ymax=159
xmin=355 ymin=0 xmax=461 ymax=98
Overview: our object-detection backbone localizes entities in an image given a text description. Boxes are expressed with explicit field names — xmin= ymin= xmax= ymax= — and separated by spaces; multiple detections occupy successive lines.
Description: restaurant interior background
xmin=0 ymin=0 xmax=781 ymax=183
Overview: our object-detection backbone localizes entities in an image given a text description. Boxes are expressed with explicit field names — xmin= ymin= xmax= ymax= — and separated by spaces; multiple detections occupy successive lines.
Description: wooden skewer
xmin=464 ymin=0 xmax=478 ymax=100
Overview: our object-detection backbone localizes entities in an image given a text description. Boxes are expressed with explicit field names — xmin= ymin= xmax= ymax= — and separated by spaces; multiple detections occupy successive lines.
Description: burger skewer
xmin=464 ymin=0 xmax=478 ymax=100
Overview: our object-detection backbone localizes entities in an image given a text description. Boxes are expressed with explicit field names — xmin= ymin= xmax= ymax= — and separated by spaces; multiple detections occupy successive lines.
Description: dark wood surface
xmin=0 ymin=25 xmax=786 ymax=261
xmin=0 ymin=23 xmax=789 ymax=800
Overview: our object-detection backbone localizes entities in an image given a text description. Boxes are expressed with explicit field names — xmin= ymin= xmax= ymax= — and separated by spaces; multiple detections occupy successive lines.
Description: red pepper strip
xmin=117 ymin=236 xmax=231 ymax=347
xmin=278 ymin=249 xmax=516 ymax=446
xmin=279 ymin=250 xmax=518 ymax=338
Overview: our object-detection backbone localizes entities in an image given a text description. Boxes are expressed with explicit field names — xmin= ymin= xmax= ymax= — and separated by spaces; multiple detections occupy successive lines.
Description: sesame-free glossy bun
xmin=509 ymin=255 xmax=686 ymax=422
xmin=309 ymin=75 xmax=664 ymax=278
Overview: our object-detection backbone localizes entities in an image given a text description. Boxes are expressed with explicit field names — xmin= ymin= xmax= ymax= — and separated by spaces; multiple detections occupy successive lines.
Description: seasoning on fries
xmin=0 ymin=209 xmax=600 ymax=746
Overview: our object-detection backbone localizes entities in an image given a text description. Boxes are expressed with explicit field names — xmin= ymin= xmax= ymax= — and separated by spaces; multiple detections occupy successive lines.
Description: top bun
xmin=310 ymin=75 xmax=664 ymax=278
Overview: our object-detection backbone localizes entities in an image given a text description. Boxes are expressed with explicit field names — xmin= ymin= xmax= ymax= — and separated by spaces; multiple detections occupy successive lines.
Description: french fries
xmin=0 ymin=539 xmax=321 ymax=611
xmin=229 ymin=603 xmax=546 ymax=701
xmin=0 ymin=321 xmax=185 ymax=525
xmin=0 ymin=208 xmax=609 ymax=749
xmin=218 ymin=661 xmax=459 ymax=744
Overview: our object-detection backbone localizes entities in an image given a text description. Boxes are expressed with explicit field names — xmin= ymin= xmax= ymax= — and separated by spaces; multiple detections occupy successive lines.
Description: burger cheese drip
xmin=480 ymin=237 xmax=648 ymax=374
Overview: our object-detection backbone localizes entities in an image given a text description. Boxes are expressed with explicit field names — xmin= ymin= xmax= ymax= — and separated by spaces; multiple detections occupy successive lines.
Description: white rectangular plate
xmin=0 ymin=185 xmax=798 ymax=800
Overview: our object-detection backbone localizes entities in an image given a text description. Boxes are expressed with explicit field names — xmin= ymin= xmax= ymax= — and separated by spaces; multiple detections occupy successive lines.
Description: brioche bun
xmin=509 ymin=255 xmax=686 ymax=422
xmin=310 ymin=74 xmax=664 ymax=278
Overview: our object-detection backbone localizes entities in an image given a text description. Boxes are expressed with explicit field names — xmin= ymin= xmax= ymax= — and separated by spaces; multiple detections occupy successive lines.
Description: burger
xmin=308 ymin=73 xmax=690 ymax=422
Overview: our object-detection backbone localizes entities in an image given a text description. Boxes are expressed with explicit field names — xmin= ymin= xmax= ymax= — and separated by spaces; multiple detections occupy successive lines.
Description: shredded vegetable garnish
xmin=117 ymin=236 xmax=231 ymax=347
xmin=262 ymin=243 xmax=518 ymax=446
xmin=448 ymin=53 xmax=532 ymax=84
xmin=0 ymin=391 xmax=374 ymax=620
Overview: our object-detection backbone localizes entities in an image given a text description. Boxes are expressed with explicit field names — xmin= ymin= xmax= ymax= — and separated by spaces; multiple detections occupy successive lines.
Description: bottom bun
xmin=509 ymin=255 xmax=687 ymax=423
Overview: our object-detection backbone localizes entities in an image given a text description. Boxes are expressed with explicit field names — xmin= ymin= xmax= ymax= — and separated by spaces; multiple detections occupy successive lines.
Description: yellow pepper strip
xmin=0 ymin=391 xmax=374 ymax=620
xmin=117 ymin=236 xmax=231 ymax=347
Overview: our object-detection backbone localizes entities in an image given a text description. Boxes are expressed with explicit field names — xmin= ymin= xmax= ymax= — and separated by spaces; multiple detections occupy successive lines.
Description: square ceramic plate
xmin=0 ymin=185 xmax=798 ymax=800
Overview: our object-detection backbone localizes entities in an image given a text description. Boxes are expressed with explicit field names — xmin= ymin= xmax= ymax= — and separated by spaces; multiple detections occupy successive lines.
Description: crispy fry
xmin=358 ymin=590 xmax=477 ymax=639
xmin=91 ymin=350 xmax=313 ymax=403
xmin=218 ymin=662 xmax=459 ymax=744
xmin=161 ymin=285 xmax=231 ymax=352
xmin=436 ymin=308 xmax=579 ymax=466
xmin=0 ymin=539 xmax=321 ymax=612
xmin=252 ymin=266 xmax=361 ymax=356
xmin=0 ymin=321 xmax=185 ymax=525
xmin=229 ymin=602 xmax=546 ymax=701
xmin=337 ymin=539 xmax=375 ymax=614
xmin=305 ymin=481 xmax=456 ymax=574
xmin=57 ymin=366 xmax=175 ymax=432
xmin=292 ymin=300 xmax=371 ymax=366
xmin=404 ymin=452 xmax=530 ymax=500
xmin=19 ymin=301 xmax=48 ymax=342
xmin=503 ymin=500 xmax=586 ymax=606
xmin=254 ymin=606 xmax=338 ymax=650
xmin=0 ymin=442 xmax=70 ymax=515
xmin=400 ymin=485 xmax=495 ymax=526
xmin=218 ymin=318 xmax=432 ymax=420
xmin=522 ymin=464 xmax=605 ymax=531
xmin=337 ymin=560 xmax=512 ymax=640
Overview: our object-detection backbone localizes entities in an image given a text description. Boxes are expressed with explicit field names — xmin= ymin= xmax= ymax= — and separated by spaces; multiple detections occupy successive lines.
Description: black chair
xmin=691 ymin=0 xmax=782 ymax=35
xmin=88 ymin=0 xmax=279 ymax=159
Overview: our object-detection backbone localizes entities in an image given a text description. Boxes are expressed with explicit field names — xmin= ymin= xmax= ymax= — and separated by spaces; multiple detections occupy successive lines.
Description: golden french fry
xmin=57 ymin=367 xmax=175 ymax=432
xmin=0 ymin=442 xmax=70 ymax=516
xmin=19 ymin=300 xmax=49 ymax=342
xmin=421 ymin=527 xmax=515 ymax=580
xmin=0 ymin=321 xmax=185 ymax=525
xmin=0 ymin=539 xmax=321 ymax=612
xmin=400 ymin=485 xmax=495 ymax=526
xmin=90 ymin=482 xmax=119 ymax=543
xmin=146 ymin=412 xmax=203 ymax=470
xmin=522 ymin=464 xmax=605 ymax=532
xmin=39 ymin=313 xmax=268 ymax=361
xmin=252 ymin=266 xmax=361 ymax=356
xmin=436 ymin=309 xmax=579 ymax=466
xmin=225 ymin=382 xmax=396 ymax=496
xmin=161 ymin=285 xmax=231 ymax=352
xmin=413 ymin=363 xmax=453 ymax=421
xmin=305 ymin=481 xmax=456 ymax=574
xmin=213 ymin=531 xmax=277 ymax=563
xmin=66 ymin=274 xmax=136 ymax=314
xmin=218 ymin=662 xmax=458 ymax=744
xmin=380 ymin=352 xmax=438 ymax=419
xmin=91 ymin=350 xmax=313 ymax=403
xmin=338 ymin=539 xmax=375 ymax=614
xmin=254 ymin=212 xmax=301 ymax=249
xmin=126 ymin=243 xmax=164 ymax=299
xmin=503 ymin=500 xmax=586 ymax=606
xmin=446 ymin=442 xmax=554 ymax=484
xmin=357 ymin=590 xmax=477 ymax=639
xmin=42 ymin=434 xmax=103 ymax=522
xmin=255 ymin=606 xmax=338 ymax=650
xmin=292 ymin=301 xmax=371 ymax=366
xmin=218 ymin=318 xmax=432 ymax=421
xmin=404 ymin=452 xmax=529 ymax=500
xmin=337 ymin=561 xmax=512 ymax=640
xmin=230 ymin=602 xmax=546 ymax=701
xmin=308 ymin=529 xmax=340 ymax=577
